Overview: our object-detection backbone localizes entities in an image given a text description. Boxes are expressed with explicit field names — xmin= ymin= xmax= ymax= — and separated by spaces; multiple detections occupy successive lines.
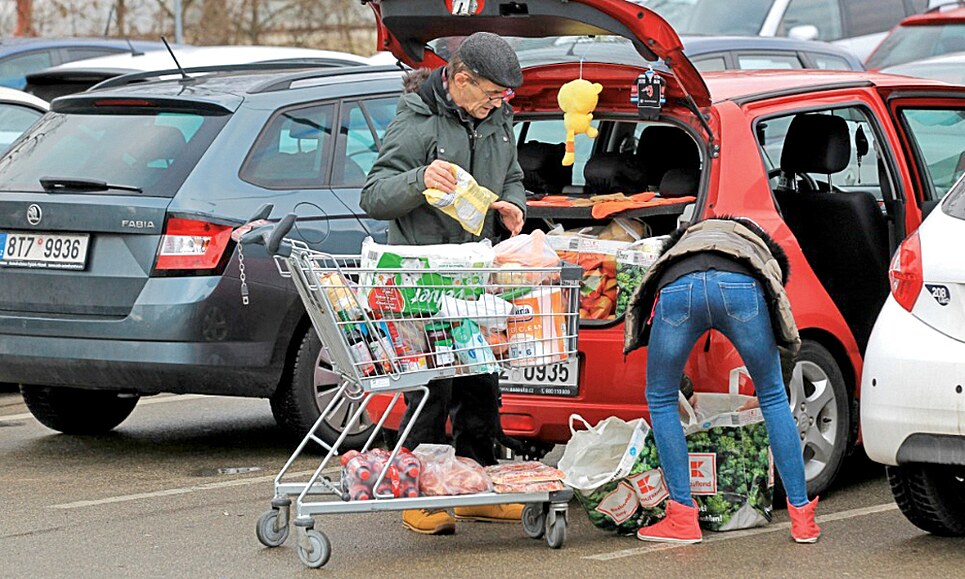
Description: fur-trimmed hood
xmin=659 ymin=215 xmax=791 ymax=286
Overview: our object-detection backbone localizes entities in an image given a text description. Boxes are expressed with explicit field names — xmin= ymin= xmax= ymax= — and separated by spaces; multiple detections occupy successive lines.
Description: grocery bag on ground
xmin=360 ymin=237 xmax=494 ymax=315
xmin=684 ymin=367 xmax=774 ymax=531
xmin=423 ymin=164 xmax=498 ymax=236
xmin=559 ymin=415 xmax=663 ymax=534
xmin=632 ymin=369 xmax=775 ymax=531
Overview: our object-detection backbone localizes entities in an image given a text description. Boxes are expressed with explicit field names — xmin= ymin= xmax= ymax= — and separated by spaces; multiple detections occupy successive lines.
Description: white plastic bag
xmin=558 ymin=414 xmax=649 ymax=492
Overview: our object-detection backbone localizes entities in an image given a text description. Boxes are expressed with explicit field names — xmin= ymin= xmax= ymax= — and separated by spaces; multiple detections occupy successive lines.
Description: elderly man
xmin=361 ymin=32 xmax=526 ymax=535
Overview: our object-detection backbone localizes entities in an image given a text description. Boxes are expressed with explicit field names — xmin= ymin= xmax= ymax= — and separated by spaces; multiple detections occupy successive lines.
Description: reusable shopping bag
xmin=634 ymin=368 xmax=775 ymax=531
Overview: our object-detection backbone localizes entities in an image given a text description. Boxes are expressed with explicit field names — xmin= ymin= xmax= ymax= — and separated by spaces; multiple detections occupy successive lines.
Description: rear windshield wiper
xmin=40 ymin=176 xmax=143 ymax=194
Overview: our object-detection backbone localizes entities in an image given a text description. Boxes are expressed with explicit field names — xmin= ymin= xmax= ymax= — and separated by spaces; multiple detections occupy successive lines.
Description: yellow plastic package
xmin=424 ymin=164 xmax=498 ymax=236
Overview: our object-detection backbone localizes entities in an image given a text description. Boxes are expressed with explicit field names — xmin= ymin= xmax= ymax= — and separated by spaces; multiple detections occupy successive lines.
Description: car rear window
xmin=866 ymin=23 xmax=965 ymax=69
xmin=942 ymin=176 xmax=965 ymax=220
xmin=0 ymin=110 xmax=227 ymax=197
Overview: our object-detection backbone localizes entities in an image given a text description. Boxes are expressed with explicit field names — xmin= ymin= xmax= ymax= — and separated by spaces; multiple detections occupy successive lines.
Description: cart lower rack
xmin=243 ymin=216 xmax=582 ymax=569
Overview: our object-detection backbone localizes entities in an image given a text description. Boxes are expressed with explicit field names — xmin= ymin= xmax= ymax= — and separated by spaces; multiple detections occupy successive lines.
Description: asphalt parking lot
xmin=1 ymin=390 xmax=963 ymax=578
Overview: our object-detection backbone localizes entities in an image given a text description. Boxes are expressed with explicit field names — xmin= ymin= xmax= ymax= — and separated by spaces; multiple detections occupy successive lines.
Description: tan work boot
xmin=453 ymin=503 xmax=524 ymax=523
xmin=402 ymin=509 xmax=456 ymax=535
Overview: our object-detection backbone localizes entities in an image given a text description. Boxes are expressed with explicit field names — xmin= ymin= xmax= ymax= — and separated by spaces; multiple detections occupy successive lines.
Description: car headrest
xmin=659 ymin=168 xmax=699 ymax=198
xmin=780 ymin=114 xmax=850 ymax=175
xmin=517 ymin=141 xmax=570 ymax=195
xmin=583 ymin=152 xmax=647 ymax=195
xmin=147 ymin=126 xmax=187 ymax=162
xmin=636 ymin=125 xmax=700 ymax=177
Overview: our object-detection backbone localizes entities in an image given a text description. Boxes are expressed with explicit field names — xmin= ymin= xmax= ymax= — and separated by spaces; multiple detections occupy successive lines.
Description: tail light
xmin=888 ymin=231 xmax=923 ymax=312
xmin=154 ymin=217 xmax=233 ymax=273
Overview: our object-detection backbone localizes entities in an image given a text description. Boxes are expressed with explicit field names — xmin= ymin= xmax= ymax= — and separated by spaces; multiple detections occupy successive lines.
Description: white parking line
xmin=582 ymin=502 xmax=899 ymax=561
xmin=0 ymin=394 xmax=212 ymax=423
xmin=50 ymin=467 xmax=338 ymax=509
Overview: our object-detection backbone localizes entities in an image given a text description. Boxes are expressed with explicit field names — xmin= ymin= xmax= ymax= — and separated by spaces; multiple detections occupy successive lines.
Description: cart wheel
xmin=522 ymin=504 xmax=546 ymax=539
xmin=255 ymin=509 xmax=289 ymax=548
xmin=545 ymin=513 xmax=566 ymax=549
xmin=298 ymin=529 xmax=331 ymax=569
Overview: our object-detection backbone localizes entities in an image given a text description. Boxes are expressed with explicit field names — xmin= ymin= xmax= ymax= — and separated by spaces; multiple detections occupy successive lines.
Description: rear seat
xmin=636 ymin=126 xmax=701 ymax=190
xmin=517 ymin=141 xmax=571 ymax=195
xmin=583 ymin=152 xmax=647 ymax=194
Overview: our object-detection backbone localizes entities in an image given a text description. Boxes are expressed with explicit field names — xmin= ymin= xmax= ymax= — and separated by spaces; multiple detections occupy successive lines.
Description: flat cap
xmin=457 ymin=32 xmax=523 ymax=89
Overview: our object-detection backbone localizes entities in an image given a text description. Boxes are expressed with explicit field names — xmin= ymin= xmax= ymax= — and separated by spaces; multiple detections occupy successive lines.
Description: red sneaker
xmin=787 ymin=497 xmax=821 ymax=543
xmin=636 ymin=500 xmax=702 ymax=544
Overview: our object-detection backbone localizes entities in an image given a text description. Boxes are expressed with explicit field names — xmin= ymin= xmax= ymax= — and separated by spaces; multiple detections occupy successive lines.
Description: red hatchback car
xmin=364 ymin=0 xmax=965 ymax=497
xmin=866 ymin=4 xmax=965 ymax=70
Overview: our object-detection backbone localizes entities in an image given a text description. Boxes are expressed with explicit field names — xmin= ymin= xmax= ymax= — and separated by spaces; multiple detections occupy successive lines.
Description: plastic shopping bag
xmin=558 ymin=414 xmax=658 ymax=534
xmin=423 ymin=164 xmax=498 ymax=236
xmin=412 ymin=444 xmax=493 ymax=495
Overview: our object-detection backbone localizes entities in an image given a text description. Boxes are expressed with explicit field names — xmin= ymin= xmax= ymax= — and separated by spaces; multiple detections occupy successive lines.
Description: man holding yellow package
xmin=361 ymin=32 xmax=526 ymax=535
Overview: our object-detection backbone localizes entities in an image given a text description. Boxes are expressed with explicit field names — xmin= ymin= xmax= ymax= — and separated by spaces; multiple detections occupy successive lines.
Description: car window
xmin=333 ymin=96 xmax=399 ymax=187
xmin=779 ymin=0 xmax=843 ymax=41
xmin=899 ymin=108 xmax=965 ymax=200
xmin=640 ymin=0 xmax=773 ymax=35
xmin=693 ymin=56 xmax=728 ymax=72
xmin=515 ymin=119 xmax=597 ymax=186
xmin=737 ymin=53 xmax=804 ymax=69
xmin=810 ymin=53 xmax=853 ymax=70
xmin=867 ymin=23 xmax=965 ymax=69
xmin=843 ymin=0 xmax=907 ymax=37
xmin=241 ymin=103 xmax=335 ymax=189
xmin=758 ymin=107 xmax=889 ymax=200
xmin=0 ymin=103 xmax=43 ymax=152
xmin=941 ymin=174 xmax=965 ymax=220
xmin=0 ymin=110 xmax=226 ymax=197
xmin=63 ymin=48 xmax=123 ymax=63
xmin=0 ymin=51 xmax=53 ymax=89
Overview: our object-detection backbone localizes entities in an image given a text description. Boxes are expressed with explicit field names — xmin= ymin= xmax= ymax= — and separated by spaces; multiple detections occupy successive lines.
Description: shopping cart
xmin=241 ymin=211 xmax=582 ymax=569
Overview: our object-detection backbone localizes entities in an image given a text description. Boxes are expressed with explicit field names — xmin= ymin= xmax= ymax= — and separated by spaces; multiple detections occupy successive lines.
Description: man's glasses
xmin=468 ymin=75 xmax=515 ymax=103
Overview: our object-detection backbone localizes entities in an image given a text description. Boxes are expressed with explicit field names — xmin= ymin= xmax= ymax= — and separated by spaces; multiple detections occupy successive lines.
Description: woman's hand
xmin=492 ymin=200 xmax=524 ymax=236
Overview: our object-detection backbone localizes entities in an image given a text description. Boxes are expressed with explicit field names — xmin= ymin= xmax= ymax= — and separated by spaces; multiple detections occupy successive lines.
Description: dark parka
xmin=624 ymin=218 xmax=801 ymax=379
xmin=360 ymin=68 xmax=526 ymax=245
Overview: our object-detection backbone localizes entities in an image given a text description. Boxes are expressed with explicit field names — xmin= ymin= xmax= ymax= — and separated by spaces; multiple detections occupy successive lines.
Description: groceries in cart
xmin=485 ymin=462 xmax=566 ymax=493
xmin=311 ymin=236 xmax=578 ymax=380
xmin=413 ymin=444 xmax=493 ymax=496
xmin=340 ymin=448 xmax=422 ymax=500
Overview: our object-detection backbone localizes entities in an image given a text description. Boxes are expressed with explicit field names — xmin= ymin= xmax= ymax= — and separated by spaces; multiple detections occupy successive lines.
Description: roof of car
xmin=0 ymin=86 xmax=48 ymax=110
xmin=702 ymin=69 xmax=965 ymax=103
xmin=0 ymin=37 xmax=165 ymax=54
xmin=900 ymin=6 xmax=965 ymax=25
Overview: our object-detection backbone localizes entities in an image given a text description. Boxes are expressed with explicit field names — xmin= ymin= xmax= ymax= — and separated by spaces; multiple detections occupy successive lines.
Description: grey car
xmin=0 ymin=65 xmax=405 ymax=445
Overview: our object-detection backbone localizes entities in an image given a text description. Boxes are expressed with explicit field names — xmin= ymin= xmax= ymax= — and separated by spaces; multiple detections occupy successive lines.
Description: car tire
xmin=887 ymin=464 xmax=965 ymax=536
xmin=20 ymin=385 xmax=139 ymax=434
xmin=787 ymin=340 xmax=852 ymax=498
xmin=270 ymin=327 xmax=373 ymax=449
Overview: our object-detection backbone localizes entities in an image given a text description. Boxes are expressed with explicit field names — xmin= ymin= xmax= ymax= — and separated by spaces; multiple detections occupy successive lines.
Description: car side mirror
xmin=788 ymin=25 xmax=819 ymax=41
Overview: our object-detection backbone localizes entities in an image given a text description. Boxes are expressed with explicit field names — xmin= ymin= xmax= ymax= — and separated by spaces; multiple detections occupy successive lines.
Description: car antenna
xmin=161 ymin=36 xmax=190 ymax=81
xmin=125 ymin=38 xmax=144 ymax=57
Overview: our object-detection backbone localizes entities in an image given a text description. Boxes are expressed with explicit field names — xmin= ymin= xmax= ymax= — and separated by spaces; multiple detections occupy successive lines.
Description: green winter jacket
xmin=360 ymin=71 xmax=526 ymax=245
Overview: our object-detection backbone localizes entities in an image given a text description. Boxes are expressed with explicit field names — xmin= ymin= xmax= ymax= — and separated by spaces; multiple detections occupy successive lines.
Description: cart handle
xmin=240 ymin=212 xmax=297 ymax=257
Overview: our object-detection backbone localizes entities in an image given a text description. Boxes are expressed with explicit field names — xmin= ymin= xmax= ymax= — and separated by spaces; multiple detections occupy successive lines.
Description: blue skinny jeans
xmin=646 ymin=270 xmax=810 ymax=508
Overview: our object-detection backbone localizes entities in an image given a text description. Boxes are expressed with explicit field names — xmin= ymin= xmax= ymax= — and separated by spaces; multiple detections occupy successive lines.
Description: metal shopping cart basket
xmin=241 ymin=212 xmax=582 ymax=569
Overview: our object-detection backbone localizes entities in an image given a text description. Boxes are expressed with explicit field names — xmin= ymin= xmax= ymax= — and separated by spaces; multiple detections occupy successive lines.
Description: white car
xmin=860 ymin=175 xmax=965 ymax=536
xmin=881 ymin=51 xmax=965 ymax=85
xmin=0 ymin=86 xmax=47 ymax=152
xmin=24 ymin=45 xmax=373 ymax=101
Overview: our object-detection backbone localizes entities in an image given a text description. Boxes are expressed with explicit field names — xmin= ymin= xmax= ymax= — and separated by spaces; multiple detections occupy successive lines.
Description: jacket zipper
xmin=467 ymin=126 xmax=476 ymax=174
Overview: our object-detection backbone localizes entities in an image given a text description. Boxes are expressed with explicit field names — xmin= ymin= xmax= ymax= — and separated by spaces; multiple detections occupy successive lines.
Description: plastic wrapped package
xmin=484 ymin=462 xmax=566 ymax=493
xmin=492 ymin=230 xmax=562 ymax=286
xmin=412 ymin=444 xmax=493 ymax=496
xmin=423 ymin=164 xmax=498 ymax=236
xmin=547 ymin=234 xmax=632 ymax=320
xmin=340 ymin=448 xmax=422 ymax=501
xmin=614 ymin=235 xmax=669 ymax=317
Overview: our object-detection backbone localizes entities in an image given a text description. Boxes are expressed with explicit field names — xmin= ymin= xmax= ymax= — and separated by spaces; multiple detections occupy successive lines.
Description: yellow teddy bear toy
xmin=557 ymin=78 xmax=603 ymax=166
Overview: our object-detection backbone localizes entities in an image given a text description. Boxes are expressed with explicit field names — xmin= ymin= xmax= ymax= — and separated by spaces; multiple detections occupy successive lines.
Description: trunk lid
xmin=367 ymin=0 xmax=711 ymax=108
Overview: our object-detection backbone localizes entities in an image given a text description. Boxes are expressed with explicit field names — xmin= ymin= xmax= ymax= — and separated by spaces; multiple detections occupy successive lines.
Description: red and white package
xmin=413 ymin=444 xmax=493 ymax=496
xmin=485 ymin=462 xmax=566 ymax=493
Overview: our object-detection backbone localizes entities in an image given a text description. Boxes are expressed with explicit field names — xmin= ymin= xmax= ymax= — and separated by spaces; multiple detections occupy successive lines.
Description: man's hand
xmin=492 ymin=200 xmax=524 ymax=236
xmin=424 ymin=159 xmax=456 ymax=193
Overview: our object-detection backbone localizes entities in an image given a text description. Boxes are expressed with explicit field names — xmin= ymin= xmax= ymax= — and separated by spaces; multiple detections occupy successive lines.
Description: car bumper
xmin=860 ymin=297 xmax=965 ymax=466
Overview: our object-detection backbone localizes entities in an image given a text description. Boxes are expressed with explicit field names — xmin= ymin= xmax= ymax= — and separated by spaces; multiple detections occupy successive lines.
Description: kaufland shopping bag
xmin=560 ymin=415 xmax=673 ymax=534
xmin=639 ymin=368 xmax=775 ymax=531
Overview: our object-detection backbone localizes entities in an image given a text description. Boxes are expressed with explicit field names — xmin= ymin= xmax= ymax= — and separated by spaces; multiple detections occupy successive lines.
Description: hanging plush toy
xmin=557 ymin=78 xmax=603 ymax=166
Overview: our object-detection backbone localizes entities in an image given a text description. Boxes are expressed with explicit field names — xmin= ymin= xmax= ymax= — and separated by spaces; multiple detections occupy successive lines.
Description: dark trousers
xmin=399 ymin=372 xmax=500 ymax=467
